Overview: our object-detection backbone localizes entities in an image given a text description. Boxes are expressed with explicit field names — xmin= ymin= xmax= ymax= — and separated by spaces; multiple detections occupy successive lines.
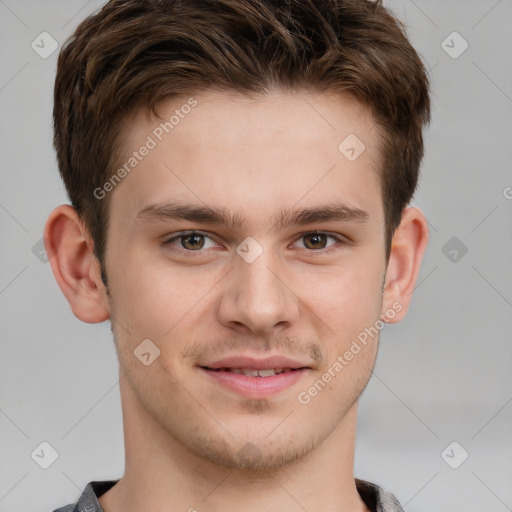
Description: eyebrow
xmin=136 ymin=201 xmax=370 ymax=232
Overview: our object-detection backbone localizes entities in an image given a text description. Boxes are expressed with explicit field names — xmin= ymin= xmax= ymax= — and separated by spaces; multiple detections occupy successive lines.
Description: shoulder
xmin=52 ymin=506 xmax=75 ymax=512
xmin=51 ymin=480 xmax=119 ymax=512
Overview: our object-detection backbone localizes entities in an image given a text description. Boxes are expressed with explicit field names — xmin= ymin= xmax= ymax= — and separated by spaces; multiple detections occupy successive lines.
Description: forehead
xmin=110 ymin=88 xmax=384 ymax=230
xmin=130 ymin=88 xmax=379 ymax=153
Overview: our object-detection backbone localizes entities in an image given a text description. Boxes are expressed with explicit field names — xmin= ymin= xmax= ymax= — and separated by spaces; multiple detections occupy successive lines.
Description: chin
xmin=187 ymin=424 xmax=318 ymax=473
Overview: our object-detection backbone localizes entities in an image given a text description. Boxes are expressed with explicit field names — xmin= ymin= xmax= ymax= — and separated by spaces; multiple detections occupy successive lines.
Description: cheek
xmin=295 ymin=252 xmax=384 ymax=378
xmin=294 ymin=320 xmax=378 ymax=423
xmin=300 ymin=254 xmax=383 ymax=323
xmin=109 ymin=253 xmax=223 ymax=345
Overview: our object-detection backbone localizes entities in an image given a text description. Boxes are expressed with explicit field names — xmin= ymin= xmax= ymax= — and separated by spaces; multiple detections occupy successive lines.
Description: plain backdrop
xmin=1 ymin=1 xmax=511 ymax=511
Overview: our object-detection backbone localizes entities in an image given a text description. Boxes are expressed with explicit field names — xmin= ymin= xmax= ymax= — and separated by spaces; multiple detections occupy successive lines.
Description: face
xmin=103 ymin=89 xmax=388 ymax=471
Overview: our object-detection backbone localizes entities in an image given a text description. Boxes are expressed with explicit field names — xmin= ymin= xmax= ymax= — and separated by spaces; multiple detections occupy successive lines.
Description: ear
xmin=43 ymin=204 xmax=110 ymax=323
xmin=380 ymin=206 xmax=429 ymax=323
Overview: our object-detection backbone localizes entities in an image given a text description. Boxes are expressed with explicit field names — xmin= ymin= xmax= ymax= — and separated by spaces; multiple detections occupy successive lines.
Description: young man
xmin=46 ymin=0 xmax=430 ymax=511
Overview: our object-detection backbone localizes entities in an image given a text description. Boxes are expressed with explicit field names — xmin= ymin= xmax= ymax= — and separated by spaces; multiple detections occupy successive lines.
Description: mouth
xmin=201 ymin=367 xmax=305 ymax=377
xmin=198 ymin=356 xmax=311 ymax=398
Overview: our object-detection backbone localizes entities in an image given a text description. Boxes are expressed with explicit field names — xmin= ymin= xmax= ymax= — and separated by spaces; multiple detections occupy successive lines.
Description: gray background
xmin=1 ymin=1 xmax=511 ymax=511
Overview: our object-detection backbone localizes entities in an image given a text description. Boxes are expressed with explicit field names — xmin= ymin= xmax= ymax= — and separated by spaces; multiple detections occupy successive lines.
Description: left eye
xmin=294 ymin=232 xmax=341 ymax=251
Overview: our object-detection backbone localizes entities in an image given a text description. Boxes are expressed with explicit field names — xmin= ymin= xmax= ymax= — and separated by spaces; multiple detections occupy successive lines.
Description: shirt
xmin=51 ymin=478 xmax=405 ymax=512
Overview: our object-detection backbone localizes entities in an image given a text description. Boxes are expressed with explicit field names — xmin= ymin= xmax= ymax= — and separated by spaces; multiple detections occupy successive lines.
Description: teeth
xmin=241 ymin=369 xmax=259 ymax=377
xmin=210 ymin=367 xmax=299 ymax=376
xmin=220 ymin=367 xmax=296 ymax=377
xmin=257 ymin=369 xmax=277 ymax=377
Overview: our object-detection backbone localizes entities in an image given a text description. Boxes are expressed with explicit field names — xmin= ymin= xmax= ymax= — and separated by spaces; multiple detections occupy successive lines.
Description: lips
xmin=199 ymin=355 xmax=311 ymax=398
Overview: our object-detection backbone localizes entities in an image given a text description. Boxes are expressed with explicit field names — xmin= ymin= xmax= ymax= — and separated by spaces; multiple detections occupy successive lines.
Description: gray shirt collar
xmin=52 ymin=478 xmax=405 ymax=512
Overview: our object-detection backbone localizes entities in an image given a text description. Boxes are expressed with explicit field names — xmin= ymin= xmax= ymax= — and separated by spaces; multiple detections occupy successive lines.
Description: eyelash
xmin=161 ymin=230 xmax=349 ymax=256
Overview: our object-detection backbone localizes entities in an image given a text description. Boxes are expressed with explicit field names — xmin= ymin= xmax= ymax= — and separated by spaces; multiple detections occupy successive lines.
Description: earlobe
xmin=381 ymin=206 xmax=429 ymax=323
xmin=43 ymin=204 xmax=110 ymax=323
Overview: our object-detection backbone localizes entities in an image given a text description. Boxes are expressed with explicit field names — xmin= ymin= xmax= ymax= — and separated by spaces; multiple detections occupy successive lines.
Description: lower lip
xmin=200 ymin=368 xmax=309 ymax=399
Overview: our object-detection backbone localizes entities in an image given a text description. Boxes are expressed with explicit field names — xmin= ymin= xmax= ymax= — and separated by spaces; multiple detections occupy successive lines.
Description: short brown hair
xmin=53 ymin=0 xmax=430 ymax=283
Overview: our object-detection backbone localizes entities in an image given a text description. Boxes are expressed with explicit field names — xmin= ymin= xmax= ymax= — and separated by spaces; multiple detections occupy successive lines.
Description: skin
xmin=44 ymin=89 xmax=428 ymax=512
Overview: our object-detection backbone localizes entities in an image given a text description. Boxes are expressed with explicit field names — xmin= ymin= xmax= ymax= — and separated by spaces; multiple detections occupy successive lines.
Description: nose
xmin=217 ymin=248 xmax=299 ymax=335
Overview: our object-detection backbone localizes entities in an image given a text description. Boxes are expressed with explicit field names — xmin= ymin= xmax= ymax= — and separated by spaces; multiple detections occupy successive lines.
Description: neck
xmin=99 ymin=378 xmax=369 ymax=512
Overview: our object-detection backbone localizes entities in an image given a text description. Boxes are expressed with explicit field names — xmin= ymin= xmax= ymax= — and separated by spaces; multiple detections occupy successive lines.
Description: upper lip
xmin=201 ymin=355 xmax=311 ymax=370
